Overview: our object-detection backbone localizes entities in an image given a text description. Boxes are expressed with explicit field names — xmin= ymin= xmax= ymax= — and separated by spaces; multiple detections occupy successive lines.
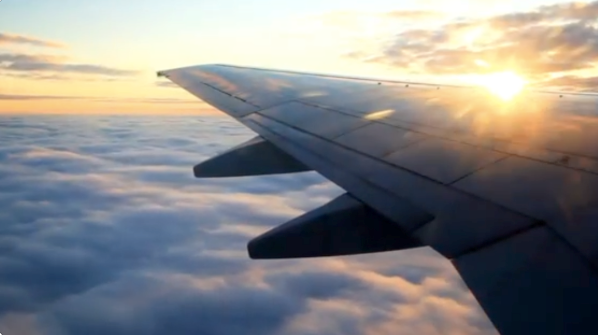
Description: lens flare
xmin=477 ymin=71 xmax=527 ymax=101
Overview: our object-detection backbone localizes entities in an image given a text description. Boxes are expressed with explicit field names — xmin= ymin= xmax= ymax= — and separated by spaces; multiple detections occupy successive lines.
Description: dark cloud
xmin=0 ymin=53 xmax=138 ymax=77
xmin=267 ymin=270 xmax=366 ymax=300
xmin=39 ymin=278 xmax=305 ymax=335
xmin=0 ymin=32 xmax=65 ymax=48
xmin=352 ymin=1 xmax=598 ymax=90
xmin=0 ymin=115 xmax=495 ymax=335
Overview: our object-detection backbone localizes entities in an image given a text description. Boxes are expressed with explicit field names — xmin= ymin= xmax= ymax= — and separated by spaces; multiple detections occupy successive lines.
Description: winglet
xmin=248 ymin=193 xmax=423 ymax=259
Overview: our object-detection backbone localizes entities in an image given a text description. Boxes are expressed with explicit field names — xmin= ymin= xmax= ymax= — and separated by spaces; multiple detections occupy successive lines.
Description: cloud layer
xmin=0 ymin=115 xmax=496 ymax=335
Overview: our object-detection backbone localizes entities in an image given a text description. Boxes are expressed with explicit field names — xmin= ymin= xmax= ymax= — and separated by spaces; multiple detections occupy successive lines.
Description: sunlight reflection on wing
xmin=364 ymin=109 xmax=394 ymax=120
xmin=475 ymin=71 xmax=527 ymax=101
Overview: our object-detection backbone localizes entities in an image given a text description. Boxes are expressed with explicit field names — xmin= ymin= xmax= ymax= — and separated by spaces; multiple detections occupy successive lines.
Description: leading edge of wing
xmin=158 ymin=63 xmax=469 ymax=91
xmin=158 ymin=63 xmax=598 ymax=102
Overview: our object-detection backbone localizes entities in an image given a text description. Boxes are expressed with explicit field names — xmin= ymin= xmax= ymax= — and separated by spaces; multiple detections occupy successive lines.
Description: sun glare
xmin=477 ymin=71 xmax=527 ymax=101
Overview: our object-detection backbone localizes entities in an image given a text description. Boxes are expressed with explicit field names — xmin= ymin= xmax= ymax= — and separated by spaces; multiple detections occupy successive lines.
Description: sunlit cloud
xmin=0 ymin=94 xmax=85 ymax=100
xmin=341 ymin=1 xmax=598 ymax=91
xmin=0 ymin=94 xmax=197 ymax=104
xmin=0 ymin=32 xmax=194 ymax=113
xmin=0 ymin=52 xmax=138 ymax=77
xmin=0 ymin=32 xmax=65 ymax=48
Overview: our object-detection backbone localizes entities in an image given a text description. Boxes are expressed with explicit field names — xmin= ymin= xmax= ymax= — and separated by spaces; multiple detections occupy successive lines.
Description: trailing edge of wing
xmin=248 ymin=193 xmax=423 ymax=259
xmin=194 ymin=136 xmax=311 ymax=178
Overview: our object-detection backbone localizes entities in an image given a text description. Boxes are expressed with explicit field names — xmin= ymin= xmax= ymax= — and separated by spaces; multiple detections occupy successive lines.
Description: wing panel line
xmin=299 ymin=100 xmax=598 ymax=175
xmin=246 ymin=110 xmax=542 ymax=258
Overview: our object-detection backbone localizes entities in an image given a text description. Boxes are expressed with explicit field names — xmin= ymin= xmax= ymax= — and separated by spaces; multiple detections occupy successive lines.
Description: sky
xmin=2 ymin=0 xmax=598 ymax=113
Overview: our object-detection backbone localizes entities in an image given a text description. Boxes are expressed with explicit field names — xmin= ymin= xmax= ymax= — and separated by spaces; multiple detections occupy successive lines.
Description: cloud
xmin=0 ymin=94 xmax=198 ymax=105
xmin=346 ymin=1 xmax=598 ymax=89
xmin=0 ymin=53 xmax=138 ymax=77
xmin=541 ymin=75 xmax=598 ymax=91
xmin=93 ymin=97 xmax=202 ymax=104
xmin=0 ymin=33 xmax=65 ymax=49
xmin=0 ymin=115 xmax=496 ymax=335
xmin=4 ymin=73 xmax=79 ymax=81
xmin=4 ymin=72 xmax=133 ymax=82
xmin=0 ymin=33 xmax=137 ymax=81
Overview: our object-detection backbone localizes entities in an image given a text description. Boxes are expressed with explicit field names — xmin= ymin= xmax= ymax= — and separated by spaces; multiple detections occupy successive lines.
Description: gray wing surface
xmin=158 ymin=64 xmax=598 ymax=335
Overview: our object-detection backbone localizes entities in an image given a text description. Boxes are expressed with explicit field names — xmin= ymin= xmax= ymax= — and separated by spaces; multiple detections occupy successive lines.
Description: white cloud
xmin=0 ymin=115 xmax=496 ymax=335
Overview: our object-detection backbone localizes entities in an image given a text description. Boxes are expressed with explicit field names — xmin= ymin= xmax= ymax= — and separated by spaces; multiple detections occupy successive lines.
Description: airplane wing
xmin=158 ymin=64 xmax=598 ymax=335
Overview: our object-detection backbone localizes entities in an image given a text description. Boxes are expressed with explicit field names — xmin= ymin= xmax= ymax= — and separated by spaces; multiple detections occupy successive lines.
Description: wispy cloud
xmin=95 ymin=97 xmax=200 ymax=104
xmin=0 ymin=32 xmax=65 ymax=48
xmin=540 ymin=75 xmax=598 ymax=91
xmin=0 ymin=93 xmax=197 ymax=104
xmin=0 ymin=94 xmax=84 ymax=100
xmin=0 ymin=53 xmax=138 ymax=77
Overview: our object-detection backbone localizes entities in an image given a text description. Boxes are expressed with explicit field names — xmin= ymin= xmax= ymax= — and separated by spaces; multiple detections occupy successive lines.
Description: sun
xmin=476 ymin=71 xmax=527 ymax=101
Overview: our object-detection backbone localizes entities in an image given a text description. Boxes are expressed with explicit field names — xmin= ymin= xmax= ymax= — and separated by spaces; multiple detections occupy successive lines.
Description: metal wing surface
xmin=158 ymin=64 xmax=598 ymax=335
